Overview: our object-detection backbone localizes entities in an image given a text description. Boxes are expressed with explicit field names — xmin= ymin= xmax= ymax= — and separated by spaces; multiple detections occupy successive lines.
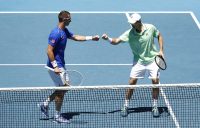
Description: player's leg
xmin=121 ymin=78 xmax=138 ymax=117
xmin=54 ymin=90 xmax=66 ymax=112
xmin=147 ymin=61 xmax=160 ymax=117
xmin=48 ymin=69 xmax=69 ymax=103
xmin=53 ymin=68 xmax=70 ymax=123
xmin=125 ymin=78 xmax=138 ymax=107
xmin=38 ymin=67 xmax=69 ymax=123
xmin=38 ymin=69 xmax=63 ymax=117
xmin=53 ymin=90 xmax=70 ymax=123
xmin=121 ymin=62 xmax=145 ymax=117
xmin=152 ymin=78 xmax=159 ymax=104
xmin=151 ymin=78 xmax=160 ymax=117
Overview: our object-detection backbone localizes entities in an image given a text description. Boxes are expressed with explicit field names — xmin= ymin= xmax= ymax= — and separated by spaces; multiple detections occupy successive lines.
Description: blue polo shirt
xmin=47 ymin=27 xmax=73 ymax=68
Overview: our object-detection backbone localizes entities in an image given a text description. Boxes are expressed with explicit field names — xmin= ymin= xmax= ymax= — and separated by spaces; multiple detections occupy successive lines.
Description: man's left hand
xmin=92 ymin=35 xmax=100 ymax=41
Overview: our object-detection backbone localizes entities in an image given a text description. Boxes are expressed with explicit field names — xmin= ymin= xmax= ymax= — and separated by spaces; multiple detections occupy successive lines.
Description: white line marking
xmin=160 ymin=87 xmax=180 ymax=128
xmin=0 ymin=64 xmax=132 ymax=66
xmin=159 ymin=81 xmax=180 ymax=127
xmin=0 ymin=11 xmax=194 ymax=14
xmin=190 ymin=12 xmax=200 ymax=30
xmin=1 ymin=83 xmax=200 ymax=91
xmin=0 ymin=11 xmax=199 ymax=30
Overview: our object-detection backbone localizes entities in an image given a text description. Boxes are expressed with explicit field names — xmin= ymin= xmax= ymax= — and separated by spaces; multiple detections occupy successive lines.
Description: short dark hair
xmin=58 ymin=10 xmax=70 ymax=22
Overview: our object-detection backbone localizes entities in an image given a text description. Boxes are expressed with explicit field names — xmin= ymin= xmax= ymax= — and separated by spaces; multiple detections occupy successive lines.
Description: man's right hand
xmin=54 ymin=67 xmax=61 ymax=74
xmin=102 ymin=34 xmax=108 ymax=40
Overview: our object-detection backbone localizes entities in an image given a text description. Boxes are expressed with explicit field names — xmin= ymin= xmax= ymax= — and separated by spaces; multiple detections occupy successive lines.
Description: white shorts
xmin=48 ymin=67 xmax=69 ymax=86
xmin=130 ymin=61 xmax=160 ymax=79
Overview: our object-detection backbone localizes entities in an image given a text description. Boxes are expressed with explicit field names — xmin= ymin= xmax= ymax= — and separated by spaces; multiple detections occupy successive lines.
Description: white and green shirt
xmin=119 ymin=23 xmax=160 ymax=64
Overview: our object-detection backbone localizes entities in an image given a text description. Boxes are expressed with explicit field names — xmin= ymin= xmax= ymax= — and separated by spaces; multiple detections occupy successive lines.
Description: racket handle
xmin=44 ymin=66 xmax=54 ymax=71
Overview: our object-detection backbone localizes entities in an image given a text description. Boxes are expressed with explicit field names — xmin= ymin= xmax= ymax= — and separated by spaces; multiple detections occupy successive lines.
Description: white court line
xmin=0 ymin=11 xmax=194 ymax=14
xmin=190 ymin=12 xmax=200 ymax=30
xmin=0 ymin=11 xmax=199 ymax=30
xmin=0 ymin=64 xmax=132 ymax=66
xmin=160 ymin=88 xmax=180 ymax=128
xmin=0 ymin=12 xmax=198 ymax=126
xmin=1 ymin=83 xmax=200 ymax=91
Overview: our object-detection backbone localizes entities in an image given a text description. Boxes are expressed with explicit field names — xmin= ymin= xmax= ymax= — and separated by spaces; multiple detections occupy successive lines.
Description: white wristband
xmin=51 ymin=60 xmax=58 ymax=68
xmin=108 ymin=37 xmax=113 ymax=43
xmin=85 ymin=36 xmax=93 ymax=40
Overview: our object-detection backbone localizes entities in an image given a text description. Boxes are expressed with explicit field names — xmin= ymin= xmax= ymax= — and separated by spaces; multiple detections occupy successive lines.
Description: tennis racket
xmin=155 ymin=55 xmax=167 ymax=70
xmin=45 ymin=66 xmax=84 ymax=86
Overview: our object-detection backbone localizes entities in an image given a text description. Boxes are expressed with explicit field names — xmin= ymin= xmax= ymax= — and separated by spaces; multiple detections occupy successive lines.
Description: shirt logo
xmin=51 ymin=39 xmax=56 ymax=43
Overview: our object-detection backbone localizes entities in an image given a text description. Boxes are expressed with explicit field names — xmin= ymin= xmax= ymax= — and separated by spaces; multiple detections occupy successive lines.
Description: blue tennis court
xmin=0 ymin=12 xmax=200 ymax=86
xmin=0 ymin=12 xmax=200 ymax=127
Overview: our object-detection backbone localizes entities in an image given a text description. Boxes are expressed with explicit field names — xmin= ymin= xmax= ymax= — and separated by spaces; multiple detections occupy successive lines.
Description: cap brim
xmin=128 ymin=19 xmax=137 ymax=24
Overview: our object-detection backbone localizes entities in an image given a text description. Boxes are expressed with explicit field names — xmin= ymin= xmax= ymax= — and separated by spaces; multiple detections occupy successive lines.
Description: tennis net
xmin=0 ymin=83 xmax=200 ymax=128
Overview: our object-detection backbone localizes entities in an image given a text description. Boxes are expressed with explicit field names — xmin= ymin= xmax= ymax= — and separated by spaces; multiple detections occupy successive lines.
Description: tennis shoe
xmin=152 ymin=106 xmax=160 ymax=118
xmin=38 ymin=103 xmax=49 ymax=117
xmin=53 ymin=115 xmax=70 ymax=123
xmin=120 ymin=106 xmax=129 ymax=117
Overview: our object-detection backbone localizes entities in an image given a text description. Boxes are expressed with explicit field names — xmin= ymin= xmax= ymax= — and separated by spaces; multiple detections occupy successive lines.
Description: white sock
xmin=55 ymin=111 xmax=60 ymax=117
xmin=153 ymin=99 xmax=158 ymax=107
xmin=124 ymin=99 xmax=129 ymax=107
xmin=43 ymin=97 xmax=50 ymax=106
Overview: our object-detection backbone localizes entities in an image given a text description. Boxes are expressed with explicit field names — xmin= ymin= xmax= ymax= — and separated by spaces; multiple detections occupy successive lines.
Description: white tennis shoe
xmin=120 ymin=106 xmax=129 ymax=117
xmin=152 ymin=106 xmax=160 ymax=117
xmin=38 ymin=103 xmax=49 ymax=117
xmin=53 ymin=115 xmax=70 ymax=123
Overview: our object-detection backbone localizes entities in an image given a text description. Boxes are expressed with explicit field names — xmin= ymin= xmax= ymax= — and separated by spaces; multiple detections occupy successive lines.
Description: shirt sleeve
xmin=119 ymin=29 xmax=131 ymax=42
xmin=152 ymin=25 xmax=160 ymax=38
xmin=48 ymin=31 xmax=60 ymax=47
xmin=65 ymin=28 xmax=73 ymax=38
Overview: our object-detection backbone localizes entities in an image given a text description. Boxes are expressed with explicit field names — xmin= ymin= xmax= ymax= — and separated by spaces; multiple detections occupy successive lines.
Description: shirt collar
xmin=132 ymin=24 xmax=147 ymax=35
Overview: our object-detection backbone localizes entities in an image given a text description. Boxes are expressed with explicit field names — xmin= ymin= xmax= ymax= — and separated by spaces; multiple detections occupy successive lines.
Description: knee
xmin=56 ymin=91 xmax=66 ymax=97
xmin=152 ymin=78 xmax=159 ymax=84
xmin=129 ymin=78 xmax=137 ymax=85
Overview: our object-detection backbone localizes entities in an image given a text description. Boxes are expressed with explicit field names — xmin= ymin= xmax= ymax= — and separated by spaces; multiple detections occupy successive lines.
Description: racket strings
xmin=155 ymin=56 xmax=167 ymax=70
xmin=67 ymin=70 xmax=84 ymax=86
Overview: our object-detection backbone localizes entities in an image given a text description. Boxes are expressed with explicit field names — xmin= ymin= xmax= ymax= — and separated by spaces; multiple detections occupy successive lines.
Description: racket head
xmin=155 ymin=55 xmax=167 ymax=70
xmin=65 ymin=70 xmax=84 ymax=86
xmin=45 ymin=66 xmax=84 ymax=86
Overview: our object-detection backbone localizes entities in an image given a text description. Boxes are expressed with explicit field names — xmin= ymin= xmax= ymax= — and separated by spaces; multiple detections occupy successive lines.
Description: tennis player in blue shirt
xmin=38 ymin=10 xmax=99 ymax=123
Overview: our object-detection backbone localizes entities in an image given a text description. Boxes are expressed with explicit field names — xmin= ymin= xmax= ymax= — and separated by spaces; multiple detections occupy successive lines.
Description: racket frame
xmin=155 ymin=55 xmax=167 ymax=70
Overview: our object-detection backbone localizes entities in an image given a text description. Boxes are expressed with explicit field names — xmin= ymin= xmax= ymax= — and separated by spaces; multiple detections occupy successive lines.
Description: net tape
xmin=1 ymin=83 xmax=200 ymax=103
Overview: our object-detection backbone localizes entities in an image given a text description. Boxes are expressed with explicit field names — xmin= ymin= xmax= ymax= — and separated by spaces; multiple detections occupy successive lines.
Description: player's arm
xmin=70 ymin=35 xmax=100 ymax=41
xmin=102 ymin=34 xmax=122 ymax=45
xmin=47 ymin=44 xmax=60 ymax=74
xmin=157 ymin=32 xmax=164 ymax=57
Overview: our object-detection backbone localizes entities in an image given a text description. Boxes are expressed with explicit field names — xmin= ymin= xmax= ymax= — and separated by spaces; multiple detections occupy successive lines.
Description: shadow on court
xmin=61 ymin=111 xmax=107 ymax=120
xmin=39 ymin=111 xmax=107 ymax=124
xmin=39 ymin=107 xmax=170 ymax=122
xmin=107 ymin=107 xmax=170 ymax=117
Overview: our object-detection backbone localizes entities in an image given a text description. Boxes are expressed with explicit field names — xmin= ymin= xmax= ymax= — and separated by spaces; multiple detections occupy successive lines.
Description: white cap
xmin=128 ymin=13 xmax=141 ymax=24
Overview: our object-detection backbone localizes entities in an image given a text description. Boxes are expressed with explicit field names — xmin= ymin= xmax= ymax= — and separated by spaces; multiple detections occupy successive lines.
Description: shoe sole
xmin=152 ymin=109 xmax=160 ymax=118
xmin=52 ymin=120 xmax=70 ymax=123
xmin=120 ymin=110 xmax=128 ymax=117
